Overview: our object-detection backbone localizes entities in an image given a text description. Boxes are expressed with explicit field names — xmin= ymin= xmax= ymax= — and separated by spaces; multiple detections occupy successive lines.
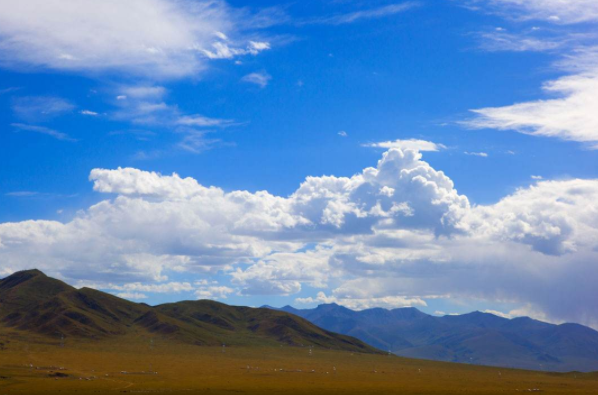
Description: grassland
xmin=1 ymin=332 xmax=598 ymax=395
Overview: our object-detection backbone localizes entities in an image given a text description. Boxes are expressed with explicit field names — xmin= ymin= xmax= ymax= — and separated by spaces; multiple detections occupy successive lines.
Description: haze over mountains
xmin=270 ymin=304 xmax=598 ymax=372
xmin=0 ymin=270 xmax=376 ymax=353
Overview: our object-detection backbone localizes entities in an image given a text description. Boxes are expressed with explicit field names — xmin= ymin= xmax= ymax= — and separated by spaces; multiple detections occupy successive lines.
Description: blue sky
xmin=1 ymin=0 xmax=598 ymax=327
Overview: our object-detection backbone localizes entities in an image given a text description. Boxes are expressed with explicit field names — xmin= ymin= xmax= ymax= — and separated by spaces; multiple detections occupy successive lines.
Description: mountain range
xmin=269 ymin=303 xmax=598 ymax=372
xmin=0 ymin=270 xmax=376 ymax=353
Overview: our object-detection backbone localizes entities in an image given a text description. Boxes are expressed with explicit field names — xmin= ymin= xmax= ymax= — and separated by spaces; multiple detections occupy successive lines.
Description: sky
xmin=1 ymin=0 xmax=597 ymax=327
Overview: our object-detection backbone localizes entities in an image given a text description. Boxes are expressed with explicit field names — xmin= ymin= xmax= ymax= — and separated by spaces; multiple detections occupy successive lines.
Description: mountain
xmin=0 ymin=270 xmax=377 ymax=353
xmin=269 ymin=303 xmax=598 ymax=372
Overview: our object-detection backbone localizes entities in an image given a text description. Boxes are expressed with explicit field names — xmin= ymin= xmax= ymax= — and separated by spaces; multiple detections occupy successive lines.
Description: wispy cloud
xmin=108 ymin=84 xmax=239 ymax=155
xmin=11 ymin=96 xmax=74 ymax=122
xmin=5 ymin=190 xmax=78 ymax=198
xmin=471 ymin=0 xmax=598 ymax=24
xmin=108 ymin=129 xmax=157 ymax=141
xmin=298 ymin=3 xmax=419 ymax=26
xmin=176 ymin=115 xmax=237 ymax=128
xmin=0 ymin=87 xmax=21 ymax=95
xmin=177 ymin=131 xmax=225 ymax=154
xmin=241 ymin=72 xmax=272 ymax=88
xmin=463 ymin=1 xmax=598 ymax=148
xmin=5 ymin=191 xmax=39 ymax=197
xmin=478 ymin=31 xmax=562 ymax=52
xmin=11 ymin=123 xmax=76 ymax=142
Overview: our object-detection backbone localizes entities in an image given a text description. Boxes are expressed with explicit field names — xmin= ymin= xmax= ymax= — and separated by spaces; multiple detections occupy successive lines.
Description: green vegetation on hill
xmin=0 ymin=270 xmax=377 ymax=353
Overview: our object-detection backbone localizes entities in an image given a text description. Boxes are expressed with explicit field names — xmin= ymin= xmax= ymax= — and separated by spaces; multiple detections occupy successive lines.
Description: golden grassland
xmin=1 ymin=334 xmax=598 ymax=395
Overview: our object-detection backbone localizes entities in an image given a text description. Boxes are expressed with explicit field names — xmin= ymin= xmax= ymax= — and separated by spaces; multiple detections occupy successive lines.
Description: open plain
xmin=1 ymin=333 xmax=598 ymax=395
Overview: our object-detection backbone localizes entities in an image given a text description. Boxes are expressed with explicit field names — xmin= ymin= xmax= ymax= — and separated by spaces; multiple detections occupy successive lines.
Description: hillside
xmin=0 ymin=270 xmax=377 ymax=353
xmin=271 ymin=303 xmax=598 ymax=372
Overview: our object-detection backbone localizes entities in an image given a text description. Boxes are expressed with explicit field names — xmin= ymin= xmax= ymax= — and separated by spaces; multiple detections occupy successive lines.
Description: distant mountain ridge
xmin=268 ymin=303 xmax=598 ymax=372
xmin=0 ymin=270 xmax=377 ymax=354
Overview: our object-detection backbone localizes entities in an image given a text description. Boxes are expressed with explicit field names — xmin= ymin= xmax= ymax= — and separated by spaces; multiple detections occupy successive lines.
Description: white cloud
xmin=116 ymin=292 xmax=148 ymax=300
xmin=295 ymin=291 xmax=427 ymax=310
xmin=464 ymin=151 xmax=488 ymax=157
xmin=195 ymin=284 xmax=234 ymax=300
xmin=241 ymin=72 xmax=271 ymax=88
xmin=0 ymin=0 xmax=269 ymax=78
xmin=108 ymin=281 xmax=194 ymax=294
xmin=465 ymin=66 xmax=598 ymax=148
xmin=338 ymin=131 xmax=348 ymax=137
xmin=80 ymin=110 xmax=99 ymax=116
xmin=364 ymin=139 xmax=446 ymax=152
xmin=482 ymin=309 xmax=513 ymax=319
xmin=531 ymin=175 xmax=543 ymax=180
xmin=201 ymin=40 xmax=270 ymax=59
xmin=1 ymin=149 xmax=598 ymax=327
xmin=466 ymin=179 xmax=598 ymax=255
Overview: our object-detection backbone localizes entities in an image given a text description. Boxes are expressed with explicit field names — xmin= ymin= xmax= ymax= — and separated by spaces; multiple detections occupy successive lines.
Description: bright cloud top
xmin=0 ymin=0 xmax=269 ymax=78
xmin=1 ymin=148 xmax=598 ymax=326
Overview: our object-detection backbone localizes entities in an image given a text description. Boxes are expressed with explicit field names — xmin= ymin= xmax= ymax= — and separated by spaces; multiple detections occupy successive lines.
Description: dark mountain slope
xmin=272 ymin=303 xmax=598 ymax=372
xmin=0 ymin=270 xmax=378 ymax=353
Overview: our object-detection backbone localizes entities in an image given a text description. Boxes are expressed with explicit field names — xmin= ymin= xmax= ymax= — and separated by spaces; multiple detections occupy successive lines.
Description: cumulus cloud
xmin=1 ymin=148 xmax=598 ymax=326
xmin=0 ymin=0 xmax=269 ymax=78
xmin=364 ymin=139 xmax=446 ymax=152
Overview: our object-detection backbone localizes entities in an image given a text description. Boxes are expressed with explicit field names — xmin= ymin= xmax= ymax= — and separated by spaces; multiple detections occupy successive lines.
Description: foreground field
xmin=1 ymin=335 xmax=598 ymax=395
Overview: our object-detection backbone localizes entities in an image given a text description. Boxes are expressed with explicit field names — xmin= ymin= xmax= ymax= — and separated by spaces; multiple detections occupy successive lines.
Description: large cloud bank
xmin=1 ymin=148 xmax=597 ymax=326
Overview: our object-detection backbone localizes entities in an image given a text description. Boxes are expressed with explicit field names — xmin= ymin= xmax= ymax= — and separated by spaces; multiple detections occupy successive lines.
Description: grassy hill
xmin=0 ymin=270 xmax=376 ymax=353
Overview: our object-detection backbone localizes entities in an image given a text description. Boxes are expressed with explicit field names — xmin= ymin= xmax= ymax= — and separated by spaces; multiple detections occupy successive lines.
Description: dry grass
xmin=1 ymin=335 xmax=597 ymax=395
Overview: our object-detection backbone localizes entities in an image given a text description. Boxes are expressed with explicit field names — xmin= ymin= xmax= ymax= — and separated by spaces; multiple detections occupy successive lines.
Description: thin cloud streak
xmin=297 ymin=3 xmax=419 ymax=26
xmin=11 ymin=123 xmax=77 ymax=142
